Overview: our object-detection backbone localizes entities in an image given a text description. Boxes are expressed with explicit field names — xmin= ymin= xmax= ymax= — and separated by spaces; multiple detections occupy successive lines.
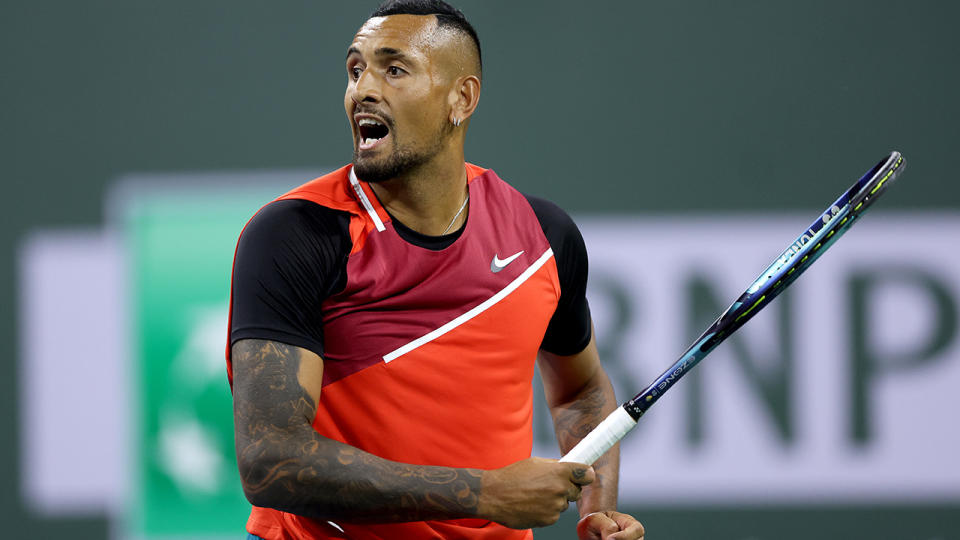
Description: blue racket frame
xmin=560 ymin=151 xmax=905 ymax=465
xmin=623 ymin=150 xmax=904 ymax=419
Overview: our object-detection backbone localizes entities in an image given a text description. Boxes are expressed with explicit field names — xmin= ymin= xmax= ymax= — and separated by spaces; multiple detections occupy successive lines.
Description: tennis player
xmin=227 ymin=1 xmax=644 ymax=538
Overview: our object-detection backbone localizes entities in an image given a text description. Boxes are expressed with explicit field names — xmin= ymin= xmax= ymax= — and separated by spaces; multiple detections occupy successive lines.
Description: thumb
xmin=567 ymin=464 xmax=596 ymax=486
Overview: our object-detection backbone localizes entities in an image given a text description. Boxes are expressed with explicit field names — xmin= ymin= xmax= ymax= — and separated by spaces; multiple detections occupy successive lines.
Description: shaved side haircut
xmin=370 ymin=0 xmax=482 ymax=76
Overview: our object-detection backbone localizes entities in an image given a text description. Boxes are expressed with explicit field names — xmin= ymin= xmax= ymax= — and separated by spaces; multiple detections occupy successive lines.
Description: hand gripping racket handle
xmin=558 ymin=406 xmax=637 ymax=464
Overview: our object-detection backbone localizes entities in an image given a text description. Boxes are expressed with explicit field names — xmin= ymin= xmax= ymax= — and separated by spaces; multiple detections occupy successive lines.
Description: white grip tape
xmin=558 ymin=406 xmax=637 ymax=465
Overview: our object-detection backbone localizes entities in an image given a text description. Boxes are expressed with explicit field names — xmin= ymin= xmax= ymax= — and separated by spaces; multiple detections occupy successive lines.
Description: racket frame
xmin=559 ymin=151 xmax=905 ymax=464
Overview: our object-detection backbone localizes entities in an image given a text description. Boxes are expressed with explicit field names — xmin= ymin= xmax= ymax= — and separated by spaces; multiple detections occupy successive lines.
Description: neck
xmin=368 ymin=152 xmax=469 ymax=236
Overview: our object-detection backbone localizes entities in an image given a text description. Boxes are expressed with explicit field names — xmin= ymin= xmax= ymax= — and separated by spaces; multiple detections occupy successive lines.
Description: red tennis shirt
xmin=227 ymin=163 xmax=592 ymax=539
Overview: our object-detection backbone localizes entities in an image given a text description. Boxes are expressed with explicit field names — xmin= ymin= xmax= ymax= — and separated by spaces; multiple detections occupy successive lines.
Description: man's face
xmin=345 ymin=15 xmax=455 ymax=183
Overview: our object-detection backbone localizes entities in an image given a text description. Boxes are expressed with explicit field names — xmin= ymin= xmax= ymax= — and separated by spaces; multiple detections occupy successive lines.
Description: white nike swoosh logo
xmin=491 ymin=250 xmax=524 ymax=273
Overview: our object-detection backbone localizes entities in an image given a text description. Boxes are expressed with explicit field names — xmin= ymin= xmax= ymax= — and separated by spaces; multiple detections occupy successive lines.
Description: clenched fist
xmin=577 ymin=510 xmax=645 ymax=540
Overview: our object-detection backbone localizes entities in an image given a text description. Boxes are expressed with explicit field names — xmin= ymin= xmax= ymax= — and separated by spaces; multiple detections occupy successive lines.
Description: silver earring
xmin=453 ymin=117 xmax=461 ymax=127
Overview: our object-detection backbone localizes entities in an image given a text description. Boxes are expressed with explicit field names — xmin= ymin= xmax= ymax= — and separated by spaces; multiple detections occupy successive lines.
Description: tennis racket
xmin=559 ymin=150 xmax=906 ymax=464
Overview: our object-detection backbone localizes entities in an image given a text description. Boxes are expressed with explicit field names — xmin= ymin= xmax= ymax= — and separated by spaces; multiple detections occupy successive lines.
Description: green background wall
xmin=3 ymin=1 xmax=958 ymax=538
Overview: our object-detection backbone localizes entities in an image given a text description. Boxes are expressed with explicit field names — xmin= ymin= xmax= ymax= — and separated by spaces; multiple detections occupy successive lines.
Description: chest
xmin=318 ymin=177 xmax=560 ymax=386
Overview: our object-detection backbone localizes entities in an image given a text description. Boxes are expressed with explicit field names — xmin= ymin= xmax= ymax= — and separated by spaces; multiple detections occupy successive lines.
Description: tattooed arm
xmin=232 ymin=338 xmax=591 ymax=527
xmin=232 ymin=338 xmax=481 ymax=521
xmin=538 ymin=330 xmax=645 ymax=539
xmin=538 ymin=330 xmax=620 ymax=515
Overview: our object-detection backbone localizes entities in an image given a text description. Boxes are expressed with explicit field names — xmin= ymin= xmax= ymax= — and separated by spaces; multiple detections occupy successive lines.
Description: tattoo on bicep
xmin=231 ymin=339 xmax=482 ymax=521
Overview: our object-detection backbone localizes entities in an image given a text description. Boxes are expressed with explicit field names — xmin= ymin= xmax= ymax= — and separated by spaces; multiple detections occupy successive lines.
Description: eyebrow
xmin=346 ymin=46 xmax=410 ymax=62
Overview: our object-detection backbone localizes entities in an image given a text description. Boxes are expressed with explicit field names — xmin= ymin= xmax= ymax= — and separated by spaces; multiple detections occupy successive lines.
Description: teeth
xmin=358 ymin=118 xmax=383 ymax=127
xmin=363 ymin=137 xmax=378 ymax=145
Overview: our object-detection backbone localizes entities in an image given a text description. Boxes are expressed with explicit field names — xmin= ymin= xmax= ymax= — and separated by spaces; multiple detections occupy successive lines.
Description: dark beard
xmin=352 ymin=145 xmax=431 ymax=184
xmin=352 ymin=121 xmax=453 ymax=183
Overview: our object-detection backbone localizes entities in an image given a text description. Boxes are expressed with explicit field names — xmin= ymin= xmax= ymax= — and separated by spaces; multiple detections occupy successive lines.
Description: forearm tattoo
xmin=550 ymin=379 xmax=620 ymax=513
xmin=232 ymin=339 xmax=482 ymax=522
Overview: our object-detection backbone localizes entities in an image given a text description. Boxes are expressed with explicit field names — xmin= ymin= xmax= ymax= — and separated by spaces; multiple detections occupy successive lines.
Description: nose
xmin=350 ymin=70 xmax=382 ymax=104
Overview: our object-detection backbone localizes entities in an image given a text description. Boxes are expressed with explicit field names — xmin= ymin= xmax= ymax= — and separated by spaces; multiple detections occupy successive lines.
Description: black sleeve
xmin=524 ymin=194 xmax=593 ymax=356
xmin=229 ymin=199 xmax=351 ymax=357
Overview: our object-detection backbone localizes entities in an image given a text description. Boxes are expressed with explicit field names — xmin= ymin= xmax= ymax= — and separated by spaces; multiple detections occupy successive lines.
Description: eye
xmin=386 ymin=65 xmax=406 ymax=77
xmin=348 ymin=65 xmax=363 ymax=80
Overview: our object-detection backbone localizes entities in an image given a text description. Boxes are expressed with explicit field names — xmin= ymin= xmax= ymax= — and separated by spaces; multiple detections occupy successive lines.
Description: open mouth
xmin=357 ymin=117 xmax=390 ymax=150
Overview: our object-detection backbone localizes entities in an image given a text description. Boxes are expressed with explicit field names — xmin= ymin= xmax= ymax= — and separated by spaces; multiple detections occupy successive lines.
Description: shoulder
xmin=521 ymin=194 xmax=585 ymax=253
xmin=467 ymin=164 xmax=577 ymax=232
xmin=243 ymin=198 xmax=348 ymax=238
xmin=522 ymin=194 xmax=578 ymax=230
xmin=277 ymin=165 xmax=362 ymax=213
xmin=232 ymin=199 xmax=351 ymax=303
xmin=238 ymin=199 xmax=351 ymax=259
xmin=467 ymin=165 xmax=584 ymax=253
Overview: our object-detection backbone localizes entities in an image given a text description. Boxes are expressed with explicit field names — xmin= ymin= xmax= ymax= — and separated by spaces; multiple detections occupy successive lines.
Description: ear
xmin=448 ymin=75 xmax=481 ymax=126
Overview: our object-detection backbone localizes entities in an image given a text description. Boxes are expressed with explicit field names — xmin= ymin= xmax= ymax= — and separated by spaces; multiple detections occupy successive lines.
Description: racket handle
xmin=558 ymin=406 xmax=637 ymax=465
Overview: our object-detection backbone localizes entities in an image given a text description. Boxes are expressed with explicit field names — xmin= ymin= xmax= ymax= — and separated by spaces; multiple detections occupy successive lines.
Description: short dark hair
xmin=370 ymin=0 xmax=482 ymax=74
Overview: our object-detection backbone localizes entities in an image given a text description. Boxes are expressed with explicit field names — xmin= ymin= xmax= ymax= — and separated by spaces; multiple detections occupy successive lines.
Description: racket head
xmin=627 ymin=151 xmax=906 ymax=415
xmin=726 ymin=151 xmax=905 ymax=328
